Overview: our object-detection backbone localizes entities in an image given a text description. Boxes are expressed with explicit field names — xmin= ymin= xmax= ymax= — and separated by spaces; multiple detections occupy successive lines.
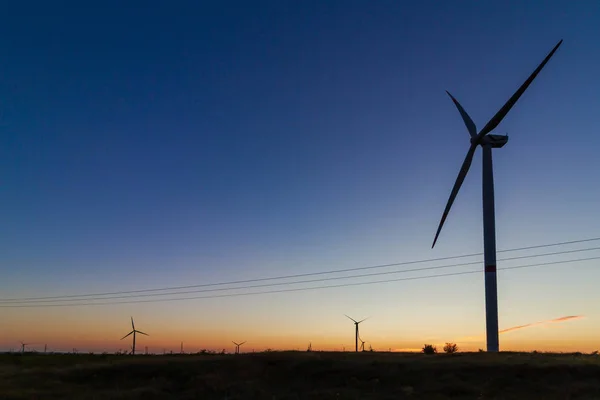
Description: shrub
xmin=422 ymin=344 xmax=437 ymax=355
xmin=443 ymin=343 xmax=458 ymax=354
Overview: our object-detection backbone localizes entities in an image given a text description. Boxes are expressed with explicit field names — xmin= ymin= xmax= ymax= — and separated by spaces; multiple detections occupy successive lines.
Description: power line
xmin=2 ymin=255 xmax=598 ymax=308
xmin=496 ymin=237 xmax=600 ymax=253
xmin=2 ymin=236 xmax=598 ymax=303
xmin=3 ymin=246 xmax=599 ymax=304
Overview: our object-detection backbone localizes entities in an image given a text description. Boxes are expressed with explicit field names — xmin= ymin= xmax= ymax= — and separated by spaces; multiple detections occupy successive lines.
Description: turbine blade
xmin=120 ymin=331 xmax=133 ymax=340
xmin=344 ymin=314 xmax=358 ymax=323
xmin=232 ymin=341 xmax=238 ymax=345
xmin=240 ymin=341 xmax=246 ymax=345
xmin=357 ymin=317 xmax=370 ymax=324
xmin=136 ymin=330 xmax=149 ymax=336
xmin=446 ymin=91 xmax=477 ymax=138
xmin=131 ymin=316 xmax=135 ymax=330
xmin=432 ymin=143 xmax=478 ymax=248
xmin=477 ymin=39 xmax=563 ymax=140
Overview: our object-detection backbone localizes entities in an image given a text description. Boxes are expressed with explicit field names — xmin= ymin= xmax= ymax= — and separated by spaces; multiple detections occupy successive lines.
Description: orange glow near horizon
xmin=1 ymin=313 xmax=593 ymax=354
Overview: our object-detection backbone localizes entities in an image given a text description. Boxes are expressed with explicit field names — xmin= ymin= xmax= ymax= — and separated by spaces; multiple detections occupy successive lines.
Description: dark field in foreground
xmin=2 ymin=351 xmax=600 ymax=399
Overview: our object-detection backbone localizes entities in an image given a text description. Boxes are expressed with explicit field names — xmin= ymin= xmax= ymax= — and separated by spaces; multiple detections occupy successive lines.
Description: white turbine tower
xmin=432 ymin=40 xmax=563 ymax=353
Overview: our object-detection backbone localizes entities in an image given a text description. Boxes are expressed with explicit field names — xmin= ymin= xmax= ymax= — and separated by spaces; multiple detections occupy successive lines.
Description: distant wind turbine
xmin=432 ymin=39 xmax=563 ymax=353
xmin=232 ymin=341 xmax=246 ymax=355
xmin=19 ymin=341 xmax=31 ymax=354
xmin=345 ymin=315 xmax=368 ymax=352
xmin=358 ymin=334 xmax=366 ymax=352
xmin=120 ymin=317 xmax=149 ymax=355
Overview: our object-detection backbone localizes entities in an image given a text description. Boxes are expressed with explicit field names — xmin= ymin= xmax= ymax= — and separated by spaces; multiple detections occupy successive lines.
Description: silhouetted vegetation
xmin=2 ymin=351 xmax=600 ymax=399
xmin=443 ymin=342 xmax=459 ymax=354
xmin=422 ymin=344 xmax=437 ymax=354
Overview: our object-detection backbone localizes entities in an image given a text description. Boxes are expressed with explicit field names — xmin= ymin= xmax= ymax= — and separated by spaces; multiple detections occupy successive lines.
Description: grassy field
xmin=2 ymin=351 xmax=600 ymax=399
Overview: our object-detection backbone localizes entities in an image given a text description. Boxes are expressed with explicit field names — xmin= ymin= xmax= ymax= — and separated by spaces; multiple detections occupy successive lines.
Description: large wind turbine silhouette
xmin=432 ymin=40 xmax=563 ymax=352
xmin=345 ymin=315 xmax=368 ymax=352
xmin=120 ymin=317 xmax=148 ymax=355
xmin=232 ymin=341 xmax=246 ymax=354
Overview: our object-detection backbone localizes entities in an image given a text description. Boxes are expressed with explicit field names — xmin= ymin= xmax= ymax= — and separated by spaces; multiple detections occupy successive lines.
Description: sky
xmin=1 ymin=0 xmax=600 ymax=354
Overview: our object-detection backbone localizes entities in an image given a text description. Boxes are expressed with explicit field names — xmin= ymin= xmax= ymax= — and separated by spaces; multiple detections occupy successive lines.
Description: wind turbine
xmin=120 ymin=317 xmax=149 ymax=355
xmin=232 ymin=341 xmax=246 ymax=354
xmin=432 ymin=40 xmax=563 ymax=353
xmin=19 ymin=341 xmax=31 ymax=354
xmin=345 ymin=315 xmax=368 ymax=352
xmin=358 ymin=334 xmax=366 ymax=352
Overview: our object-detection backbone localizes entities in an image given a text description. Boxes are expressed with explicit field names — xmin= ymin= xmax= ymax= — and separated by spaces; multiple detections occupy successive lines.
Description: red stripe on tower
xmin=485 ymin=265 xmax=497 ymax=273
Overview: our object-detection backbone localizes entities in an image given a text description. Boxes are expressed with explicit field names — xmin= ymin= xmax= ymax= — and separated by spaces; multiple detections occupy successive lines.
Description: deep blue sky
xmin=1 ymin=1 xmax=600 ymax=351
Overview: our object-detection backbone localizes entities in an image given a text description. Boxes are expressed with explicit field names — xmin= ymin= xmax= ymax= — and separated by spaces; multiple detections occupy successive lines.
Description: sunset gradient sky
xmin=1 ymin=1 xmax=600 ymax=353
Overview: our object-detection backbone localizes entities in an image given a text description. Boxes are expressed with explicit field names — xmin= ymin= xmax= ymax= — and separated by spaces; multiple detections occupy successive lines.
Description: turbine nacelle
xmin=475 ymin=134 xmax=509 ymax=148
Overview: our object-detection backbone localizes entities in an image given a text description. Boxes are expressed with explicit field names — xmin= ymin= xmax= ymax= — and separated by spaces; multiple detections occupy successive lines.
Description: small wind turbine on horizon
xmin=358 ymin=334 xmax=366 ymax=352
xmin=120 ymin=317 xmax=149 ymax=355
xmin=345 ymin=315 xmax=368 ymax=353
xmin=432 ymin=39 xmax=563 ymax=353
xmin=19 ymin=341 xmax=32 ymax=354
xmin=232 ymin=341 xmax=246 ymax=355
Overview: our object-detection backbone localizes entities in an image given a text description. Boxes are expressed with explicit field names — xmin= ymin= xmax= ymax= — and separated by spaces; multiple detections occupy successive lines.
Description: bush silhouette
xmin=422 ymin=344 xmax=437 ymax=355
xmin=443 ymin=343 xmax=458 ymax=354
